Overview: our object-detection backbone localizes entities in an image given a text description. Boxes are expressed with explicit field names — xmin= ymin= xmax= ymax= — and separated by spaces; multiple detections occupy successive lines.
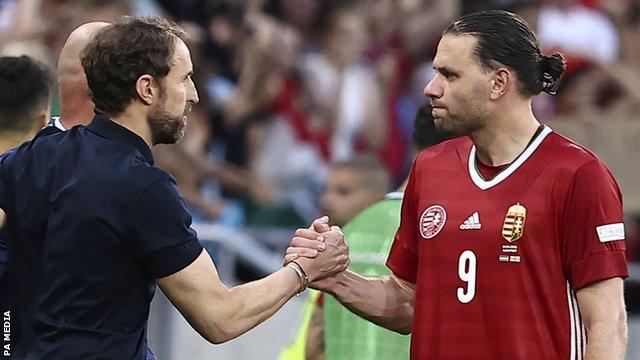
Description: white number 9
xmin=457 ymin=250 xmax=477 ymax=304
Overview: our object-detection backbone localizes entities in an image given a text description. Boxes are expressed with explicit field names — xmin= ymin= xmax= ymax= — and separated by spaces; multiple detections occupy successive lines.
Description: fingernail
xmin=318 ymin=243 xmax=325 ymax=251
xmin=311 ymin=250 xmax=318 ymax=256
xmin=316 ymin=235 xmax=324 ymax=241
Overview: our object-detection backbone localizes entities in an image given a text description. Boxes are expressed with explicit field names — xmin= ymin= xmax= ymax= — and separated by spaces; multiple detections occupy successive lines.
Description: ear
xmin=490 ymin=68 xmax=510 ymax=100
xmin=135 ymin=74 xmax=159 ymax=106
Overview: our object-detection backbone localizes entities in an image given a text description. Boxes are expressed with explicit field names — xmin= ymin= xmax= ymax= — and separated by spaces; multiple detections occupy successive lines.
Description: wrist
xmin=324 ymin=270 xmax=350 ymax=296
xmin=293 ymin=257 xmax=316 ymax=281
xmin=285 ymin=261 xmax=309 ymax=294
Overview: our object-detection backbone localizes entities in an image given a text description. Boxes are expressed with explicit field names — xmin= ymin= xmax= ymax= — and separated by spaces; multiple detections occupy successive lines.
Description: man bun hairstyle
xmin=81 ymin=16 xmax=186 ymax=117
xmin=539 ymin=53 xmax=566 ymax=95
xmin=445 ymin=10 xmax=566 ymax=96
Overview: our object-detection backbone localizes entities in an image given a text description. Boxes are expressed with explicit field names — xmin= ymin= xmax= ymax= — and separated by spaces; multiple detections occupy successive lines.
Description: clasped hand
xmin=283 ymin=216 xmax=349 ymax=286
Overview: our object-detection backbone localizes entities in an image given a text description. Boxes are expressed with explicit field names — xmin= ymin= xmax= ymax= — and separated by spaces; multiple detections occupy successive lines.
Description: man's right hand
xmin=284 ymin=216 xmax=349 ymax=282
xmin=295 ymin=225 xmax=349 ymax=282
xmin=284 ymin=216 xmax=332 ymax=264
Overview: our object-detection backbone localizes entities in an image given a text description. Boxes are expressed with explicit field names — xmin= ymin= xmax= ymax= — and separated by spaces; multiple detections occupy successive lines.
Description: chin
xmin=152 ymin=131 xmax=184 ymax=145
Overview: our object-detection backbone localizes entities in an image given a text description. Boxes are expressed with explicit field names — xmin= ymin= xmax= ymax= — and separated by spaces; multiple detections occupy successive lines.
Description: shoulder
xmin=414 ymin=137 xmax=472 ymax=169
xmin=543 ymin=131 xmax=618 ymax=189
xmin=545 ymin=131 xmax=608 ymax=170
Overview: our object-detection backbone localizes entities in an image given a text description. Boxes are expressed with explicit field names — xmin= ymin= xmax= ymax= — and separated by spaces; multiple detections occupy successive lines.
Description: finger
xmin=294 ymin=228 xmax=325 ymax=241
xmin=284 ymin=253 xmax=298 ymax=264
xmin=309 ymin=215 xmax=330 ymax=232
xmin=291 ymin=237 xmax=326 ymax=251
xmin=330 ymin=225 xmax=344 ymax=235
xmin=286 ymin=246 xmax=318 ymax=258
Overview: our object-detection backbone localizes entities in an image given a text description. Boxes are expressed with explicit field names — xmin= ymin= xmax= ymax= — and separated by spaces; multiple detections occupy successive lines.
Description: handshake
xmin=283 ymin=215 xmax=350 ymax=292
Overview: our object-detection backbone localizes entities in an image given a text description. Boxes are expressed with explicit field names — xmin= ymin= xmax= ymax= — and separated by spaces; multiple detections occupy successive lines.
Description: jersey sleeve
xmin=128 ymin=176 xmax=203 ymax=278
xmin=386 ymin=160 xmax=420 ymax=284
xmin=560 ymin=159 xmax=628 ymax=290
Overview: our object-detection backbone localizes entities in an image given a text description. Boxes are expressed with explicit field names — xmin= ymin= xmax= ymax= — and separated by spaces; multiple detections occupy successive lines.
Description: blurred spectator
xmin=0 ymin=55 xmax=52 ymax=149
xmin=319 ymin=154 xmax=390 ymax=228
xmin=302 ymin=4 xmax=386 ymax=163
xmin=537 ymin=0 xmax=619 ymax=64
xmin=0 ymin=0 xmax=50 ymax=64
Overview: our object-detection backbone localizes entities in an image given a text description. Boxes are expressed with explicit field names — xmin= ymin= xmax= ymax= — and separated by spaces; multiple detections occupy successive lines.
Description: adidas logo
xmin=460 ymin=212 xmax=482 ymax=230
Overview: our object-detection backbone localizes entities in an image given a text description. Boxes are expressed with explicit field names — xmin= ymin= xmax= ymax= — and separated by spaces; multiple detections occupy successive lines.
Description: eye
xmin=442 ymin=71 xmax=456 ymax=81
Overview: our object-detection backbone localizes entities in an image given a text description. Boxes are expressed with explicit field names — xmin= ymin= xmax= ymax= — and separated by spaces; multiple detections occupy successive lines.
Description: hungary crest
xmin=502 ymin=203 xmax=526 ymax=242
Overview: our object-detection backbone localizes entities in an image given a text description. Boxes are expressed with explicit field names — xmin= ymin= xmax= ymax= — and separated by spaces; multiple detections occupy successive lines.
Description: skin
xmin=286 ymin=34 xmax=628 ymax=359
xmin=146 ymin=39 xmax=197 ymax=145
xmin=57 ymin=22 xmax=110 ymax=128
xmin=108 ymin=37 xmax=197 ymax=147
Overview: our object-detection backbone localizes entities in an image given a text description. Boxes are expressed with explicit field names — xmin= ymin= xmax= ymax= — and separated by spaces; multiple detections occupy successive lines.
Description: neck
xmin=470 ymin=101 xmax=540 ymax=166
xmin=110 ymin=109 xmax=153 ymax=147
xmin=60 ymin=103 xmax=95 ymax=129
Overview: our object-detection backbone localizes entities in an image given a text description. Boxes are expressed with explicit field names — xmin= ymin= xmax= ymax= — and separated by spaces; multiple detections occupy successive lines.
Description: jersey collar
xmin=87 ymin=114 xmax=155 ymax=166
xmin=468 ymin=125 xmax=552 ymax=190
xmin=385 ymin=192 xmax=404 ymax=200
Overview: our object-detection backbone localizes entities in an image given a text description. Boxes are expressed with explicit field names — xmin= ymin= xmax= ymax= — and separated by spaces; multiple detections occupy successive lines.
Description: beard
xmin=434 ymin=115 xmax=482 ymax=138
xmin=432 ymin=103 xmax=486 ymax=138
xmin=148 ymin=103 xmax=187 ymax=145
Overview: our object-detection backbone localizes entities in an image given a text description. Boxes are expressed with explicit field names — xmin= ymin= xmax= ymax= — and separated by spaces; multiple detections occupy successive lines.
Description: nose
xmin=188 ymin=80 xmax=199 ymax=105
xmin=424 ymin=75 xmax=442 ymax=99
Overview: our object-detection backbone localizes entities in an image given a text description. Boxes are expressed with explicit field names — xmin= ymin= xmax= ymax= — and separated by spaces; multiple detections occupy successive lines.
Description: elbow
xmin=204 ymin=324 xmax=238 ymax=345
xmin=199 ymin=313 xmax=242 ymax=345
xmin=208 ymin=334 xmax=231 ymax=345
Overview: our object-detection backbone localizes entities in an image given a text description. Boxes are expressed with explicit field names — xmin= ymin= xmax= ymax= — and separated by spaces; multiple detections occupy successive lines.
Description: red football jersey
xmin=387 ymin=126 xmax=628 ymax=359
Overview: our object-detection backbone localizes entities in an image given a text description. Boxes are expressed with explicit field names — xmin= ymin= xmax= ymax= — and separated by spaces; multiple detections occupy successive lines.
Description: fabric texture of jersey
xmin=0 ymin=115 xmax=203 ymax=359
xmin=387 ymin=126 xmax=628 ymax=359
xmin=325 ymin=192 xmax=410 ymax=360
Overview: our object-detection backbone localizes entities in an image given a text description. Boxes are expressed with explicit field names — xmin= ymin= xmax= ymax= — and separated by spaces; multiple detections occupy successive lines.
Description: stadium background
xmin=1 ymin=0 xmax=638 ymax=358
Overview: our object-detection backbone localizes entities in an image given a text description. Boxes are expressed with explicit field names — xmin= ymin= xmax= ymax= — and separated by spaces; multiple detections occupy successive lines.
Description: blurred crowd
xmin=0 ymin=0 xmax=639 ymax=287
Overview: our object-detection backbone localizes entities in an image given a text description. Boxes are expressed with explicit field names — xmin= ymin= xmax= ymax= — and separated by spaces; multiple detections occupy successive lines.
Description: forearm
xmin=325 ymin=270 xmax=414 ymax=334
xmin=577 ymin=277 xmax=628 ymax=360
xmin=210 ymin=267 xmax=301 ymax=342
xmin=161 ymin=255 xmax=302 ymax=344
xmin=584 ymin=317 xmax=627 ymax=360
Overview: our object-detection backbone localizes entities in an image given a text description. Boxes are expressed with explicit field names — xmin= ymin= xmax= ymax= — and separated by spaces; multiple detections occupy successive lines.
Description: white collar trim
xmin=52 ymin=117 xmax=65 ymax=131
xmin=385 ymin=192 xmax=404 ymax=200
xmin=468 ymin=125 xmax=552 ymax=190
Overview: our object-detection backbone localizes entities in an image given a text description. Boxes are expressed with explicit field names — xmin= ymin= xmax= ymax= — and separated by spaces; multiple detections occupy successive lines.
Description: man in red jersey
xmin=285 ymin=10 xmax=628 ymax=360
